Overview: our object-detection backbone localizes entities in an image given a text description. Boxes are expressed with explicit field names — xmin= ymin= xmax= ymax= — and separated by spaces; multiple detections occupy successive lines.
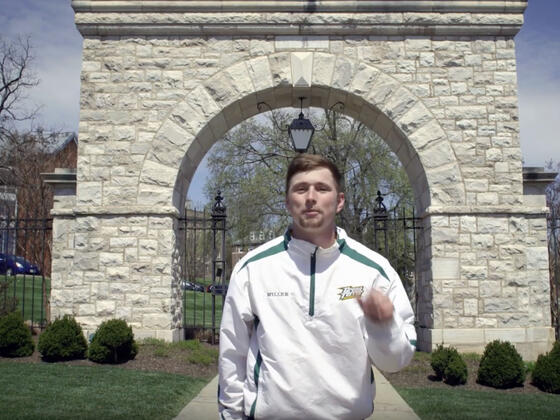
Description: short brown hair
xmin=285 ymin=154 xmax=343 ymax=194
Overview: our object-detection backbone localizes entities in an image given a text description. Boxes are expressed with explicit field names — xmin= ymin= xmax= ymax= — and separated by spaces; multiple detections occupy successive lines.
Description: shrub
xmin=430 ymin=344 xmax=451 ymax=380
xmin=532 ymin=341 xmax=560 ymax=394
xmin=477 ymin=340 xmax=525 ymax=389
xmin=431 ymin=344 xmax=467 ymax=385
xmin=37 ymin=315 xmax=88 ymax=361
xmin=88 ymin=319 xmax=138 ymax=364
xmin=0 ymin=312 xmax=34 ymax=357
xmin=444 ymin=351 xmax=468 ymax=385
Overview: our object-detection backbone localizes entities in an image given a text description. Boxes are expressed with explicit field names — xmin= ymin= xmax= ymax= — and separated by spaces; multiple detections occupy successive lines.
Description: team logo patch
xmin=338 ymin=286 xmax=364 ymax=301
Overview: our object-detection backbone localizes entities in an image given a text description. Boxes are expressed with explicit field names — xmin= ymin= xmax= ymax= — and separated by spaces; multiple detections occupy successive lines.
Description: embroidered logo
xmin=338 ymin=286 xmax=364 ymax=301
xmin=267 ymin=291 xmax=289 ymax=297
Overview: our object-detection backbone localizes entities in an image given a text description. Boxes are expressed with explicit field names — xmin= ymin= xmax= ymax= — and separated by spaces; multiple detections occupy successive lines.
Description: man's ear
xmin=336 ymin=192 xmax=345 ymax=213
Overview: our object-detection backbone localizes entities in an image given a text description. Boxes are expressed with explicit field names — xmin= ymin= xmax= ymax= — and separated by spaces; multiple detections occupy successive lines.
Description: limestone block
xmin=464 ymin=299 xmax=479 ymax=316
xmin=419 ymin=140 xmax=455 ymax=169
xmin=99 ymin=252 xmax=123 ymax=266
xmin=408 ymin=119 xmax=446 ymax=150
xmin=461 ymin=265 xmax=487 ymax=281
xmin=477 ymin=217 xmax=509 ymax=234
xmin=137 ymin=184 xmax=173 ymax=206
xmin=140 ymin=159 xmax=178 ymax=188
xmin=432 ymin=257 xmax=459 ymax=280
xmin=381 ymin=87 xmax=416 ymax=121
xmin=311 ymin=52 xmax=335 ymax=86
xmin=396 ymin=101 xmax=432 ymax=134
xmin=526 ymin=247 xmax=549 ymax=270
xmin=246 ymin=56 xmax=274 ymax=91
xmin=471 ymin=234 xmax=494 ymax=250
xmin=477 ymin=192 xmax=499 ymax=206
xmin=143 ymin=314 xmax=172 ymax=329
xmin=484 ymin=298 xmax=517 ymax=313
xmin=485 ymin=328 xmax=526 ymax=343
xmin=365 ymin=73 xmax=401 ymax=107
xmin=77 ymin=182 xmax=102 ymax=206
xmin=104 ymin=267 xmax=130 ymax=282
xmin=268 ymin=53 xmax=292 ymax=86
xmin=74 ymin=252 xmax=99 ymax=271
xmin=96 ymin=300 xmax=116 ymax=316
xmin=443 ymin=328 xmax=484 ymax=344
xmin=139 ymin=239 xmax=158 ymax=256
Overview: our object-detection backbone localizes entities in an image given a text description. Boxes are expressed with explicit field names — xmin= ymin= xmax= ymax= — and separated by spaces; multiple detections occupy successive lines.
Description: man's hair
xmin=285 ymin=153 xmax=343 ymax=194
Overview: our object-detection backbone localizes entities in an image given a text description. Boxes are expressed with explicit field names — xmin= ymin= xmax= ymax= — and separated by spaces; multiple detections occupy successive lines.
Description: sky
xmin=0 ymin=0 xmax=558 ymax=205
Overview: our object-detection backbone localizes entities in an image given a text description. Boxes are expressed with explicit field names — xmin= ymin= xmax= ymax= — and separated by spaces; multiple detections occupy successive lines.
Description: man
xmin=219 ymin=154 xmax=416 ymax=420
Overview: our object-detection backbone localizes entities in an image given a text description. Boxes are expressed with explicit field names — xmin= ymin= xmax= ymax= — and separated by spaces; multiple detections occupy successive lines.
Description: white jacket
xmin=218 ymin=227 xmax=416 ymax=420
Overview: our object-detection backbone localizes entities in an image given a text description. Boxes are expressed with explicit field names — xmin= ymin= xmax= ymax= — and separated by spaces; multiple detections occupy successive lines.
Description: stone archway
xmin=51 ymin=0 xmax=553 ymax=358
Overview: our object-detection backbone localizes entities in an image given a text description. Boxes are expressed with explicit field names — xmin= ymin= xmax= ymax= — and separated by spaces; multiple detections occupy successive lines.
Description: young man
xmin=219 ymin=154 xmax=416 ymax=420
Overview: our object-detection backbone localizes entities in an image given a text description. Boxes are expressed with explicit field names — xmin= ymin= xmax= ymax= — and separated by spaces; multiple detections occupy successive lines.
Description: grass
xmin=396 ymin=387 xmax=560 ymax=420
xmin=142 ymin=338 xmax=219 ymax=366
xmin=183 ymin=290 xmax=224 ymax=329
xmin=0 ymin=274 xmax=50 ymax=324
xmin=0 ymin=361 xmax=208 ymax=420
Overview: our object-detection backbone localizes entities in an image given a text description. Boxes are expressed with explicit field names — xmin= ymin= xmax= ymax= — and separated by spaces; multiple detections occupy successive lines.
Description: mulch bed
xmin=383 ymin=354 xmax=544 ymax=394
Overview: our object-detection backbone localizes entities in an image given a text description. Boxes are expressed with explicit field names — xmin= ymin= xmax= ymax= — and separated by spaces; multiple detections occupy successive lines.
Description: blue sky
xmin=0 ymin=0 xmax=558 ymax=205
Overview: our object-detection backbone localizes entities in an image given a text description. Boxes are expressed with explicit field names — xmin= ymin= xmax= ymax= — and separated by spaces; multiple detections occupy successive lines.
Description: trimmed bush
xmin=430 ymin=344 xmax=467 ymax=385
xmin=88 ymin=319 xmax=138 ymax=364
xmin=532 ymin=341 xmax=560 ymax=394
xmin=477 ymin=340 xmax=525 ymax=389
xmin=431 ymin=344 xmax=452 ymax=380
xmin=0 ymin=312 xmax=34 ymax=357
xmin=38 ymin=315 xmax=88 ymax=361
xmin=444 ymin=351 xmax=468 ymax=385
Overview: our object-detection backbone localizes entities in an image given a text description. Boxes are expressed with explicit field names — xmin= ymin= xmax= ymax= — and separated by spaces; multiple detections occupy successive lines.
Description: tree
xmin=546 ymin=160 xmax=560 ymax=339
xmin=204 ymin=108 xmax=417 ymax=297
xmin=0 ymin=36 xmax=39 ymax=140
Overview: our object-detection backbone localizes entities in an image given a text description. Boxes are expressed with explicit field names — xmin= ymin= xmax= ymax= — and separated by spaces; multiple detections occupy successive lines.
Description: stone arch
xmin=139 ymin=52 xmax=465 ymax=217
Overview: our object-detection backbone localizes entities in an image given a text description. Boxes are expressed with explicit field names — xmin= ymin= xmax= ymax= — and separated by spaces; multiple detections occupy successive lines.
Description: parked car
xmin=206 ymin=284 xmax=228 ymax=296
xmin=180 ymin=280 xmax=205 ymax=292
xmin=0 ymin=254 xmax=41 ymax=276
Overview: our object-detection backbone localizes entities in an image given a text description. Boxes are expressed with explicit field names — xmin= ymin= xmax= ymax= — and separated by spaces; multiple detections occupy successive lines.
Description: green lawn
xmin=183 ymin=290 xmax=224 ymax=329
xmin=0 ymin=361 xmax=208 ymax=420
xmin=396 ymin=387 xmax=560 ymax=420
xmin=0 ymin=274 xmax=50 ymax=324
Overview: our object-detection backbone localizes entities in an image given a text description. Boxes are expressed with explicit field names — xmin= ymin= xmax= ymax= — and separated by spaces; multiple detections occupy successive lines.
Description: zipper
xmin=309 ymin=247 xmax=318 ymax=316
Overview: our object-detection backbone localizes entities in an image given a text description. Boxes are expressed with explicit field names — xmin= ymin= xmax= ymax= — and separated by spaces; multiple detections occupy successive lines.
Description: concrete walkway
xmin=175 ymin=366 xmax=420 ymax=420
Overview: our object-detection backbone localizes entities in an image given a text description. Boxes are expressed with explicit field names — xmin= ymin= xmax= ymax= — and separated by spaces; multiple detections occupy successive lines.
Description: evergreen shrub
xmin=430 ymin=344 xmax=451 ymax=380
xmin=532 ymin=341 xmax=560 ymax=394
xmin=477 ymin=340 xmax=525 ymax=389
xmin=88 ymin=319 xmax=138 ymax=364
xmin=430 ymin=344 xmax=467 ymax=385
xmin=0 ymin=312 xmax=34 ymax=357
xmin=444 ymin=351 xmax=468 ymax=385
xmin=38 ymin=315 xmax=88 ymax=361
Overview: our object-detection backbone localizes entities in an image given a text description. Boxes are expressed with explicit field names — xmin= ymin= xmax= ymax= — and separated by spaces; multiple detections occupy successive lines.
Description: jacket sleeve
xmin=363 ymin=263 xmax=416 ymax=373
xmin=218 ymin=264 xmax=254 ymax=420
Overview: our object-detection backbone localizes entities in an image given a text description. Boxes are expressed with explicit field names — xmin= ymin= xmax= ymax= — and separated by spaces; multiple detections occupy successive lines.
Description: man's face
xmin=286 ymin=167 xmax=345 ymax=243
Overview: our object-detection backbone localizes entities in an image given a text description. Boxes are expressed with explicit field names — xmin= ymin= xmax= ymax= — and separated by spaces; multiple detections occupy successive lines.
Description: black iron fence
xmin=0 ymin=211 xmax=52 ymax=330
xmin=179 ymin=193 xmax=227 ymax=343
xmin=549 ymin=213 xmax=560 ymax=340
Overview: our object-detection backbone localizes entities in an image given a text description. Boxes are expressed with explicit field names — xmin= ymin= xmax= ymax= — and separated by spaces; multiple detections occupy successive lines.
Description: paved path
xmin=175 ymin=366 xmax=420 ymax=420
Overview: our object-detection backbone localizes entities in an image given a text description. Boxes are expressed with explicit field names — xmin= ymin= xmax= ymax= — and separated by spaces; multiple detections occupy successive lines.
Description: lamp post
xmin=288 ymin=97 xmax=315 ymax=153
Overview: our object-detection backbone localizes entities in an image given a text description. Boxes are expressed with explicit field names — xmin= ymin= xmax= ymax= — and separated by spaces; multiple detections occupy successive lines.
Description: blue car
xmin=0 ymin=254 xmax=41 ymax=276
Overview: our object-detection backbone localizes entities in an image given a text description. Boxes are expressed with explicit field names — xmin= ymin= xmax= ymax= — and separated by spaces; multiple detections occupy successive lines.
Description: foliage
xmin=37 ymin=315 xmax=88 ymax=361
xmin=444 ymin=351 xmax=468 ymax=385
xmin=430 ymin=344 xmax=452 ymax=380
xmin=477 ymin=340 xmax=525 ymax=389
xmin=88 ymin=319 xmax=138 ymax=364
xmin=205 ymin=109 xmax=413 ymax=241
xmin=532 ymin=341 xmax=560 ymax=393
xmin=0 ymin=311 xmax=34 ymax=357
xmin=0 ymin=280 xmax=18 ymax=317
xmin=203 ymin=108 xmax=416 ymax=294
xmin=430 ymin=344 xmax=467 ymax=385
